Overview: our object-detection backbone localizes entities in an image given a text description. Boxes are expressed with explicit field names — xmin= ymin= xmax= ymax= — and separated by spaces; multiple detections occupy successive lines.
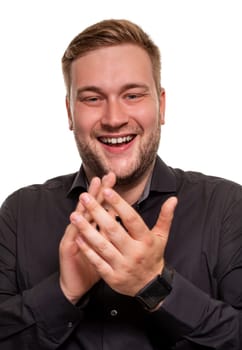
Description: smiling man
xmin=0 ymin=19 xmax=242 ymax=350
xmin=66 ymin=43 xmax=164 ymax=191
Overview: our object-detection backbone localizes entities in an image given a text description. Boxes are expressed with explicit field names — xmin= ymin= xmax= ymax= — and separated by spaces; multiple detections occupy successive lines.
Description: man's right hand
xmin=59 ymin=172 xmax=116 ymax=304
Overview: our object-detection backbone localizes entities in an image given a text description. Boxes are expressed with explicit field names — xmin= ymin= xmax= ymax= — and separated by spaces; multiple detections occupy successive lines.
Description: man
xmin=0 ymin=19 xmax=242 ymax=349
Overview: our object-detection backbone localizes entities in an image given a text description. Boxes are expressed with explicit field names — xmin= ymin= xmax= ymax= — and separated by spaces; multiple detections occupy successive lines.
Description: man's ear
xmin=159 ymin=88 xmax=166 ymax=125
xmin=65 ymin=96 xmax=73 ymax=130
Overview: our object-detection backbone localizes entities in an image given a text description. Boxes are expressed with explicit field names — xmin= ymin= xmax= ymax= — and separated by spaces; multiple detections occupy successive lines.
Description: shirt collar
xmin=67 ymin=156 xmax=177 ymax=198
xmin=67 ymin=166 xmax=88 ymax=197
xmin=150 ymin=156 xmax=177 ymax=193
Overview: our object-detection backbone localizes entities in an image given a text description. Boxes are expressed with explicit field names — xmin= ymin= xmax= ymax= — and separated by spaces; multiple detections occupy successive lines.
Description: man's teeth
xmin=100 ymin=135 xmax=134 ymax=145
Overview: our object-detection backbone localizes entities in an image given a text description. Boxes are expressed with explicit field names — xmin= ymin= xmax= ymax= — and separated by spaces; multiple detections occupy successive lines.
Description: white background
xmin=0 ymin=0 xmax=241 ymax=204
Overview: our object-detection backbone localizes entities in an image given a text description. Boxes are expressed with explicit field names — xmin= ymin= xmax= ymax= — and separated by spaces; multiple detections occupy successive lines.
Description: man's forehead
xmin=70 ymin=44 xmax=154 ymax=92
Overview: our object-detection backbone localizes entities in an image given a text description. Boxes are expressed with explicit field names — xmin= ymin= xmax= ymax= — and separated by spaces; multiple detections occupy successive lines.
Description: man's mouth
xmin=98 ymin=135 xmax=135 ymax=146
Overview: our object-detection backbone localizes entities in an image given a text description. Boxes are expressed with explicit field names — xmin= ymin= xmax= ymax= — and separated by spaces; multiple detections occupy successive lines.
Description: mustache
xmin=93 ymin=125 xmax=143 ymax=135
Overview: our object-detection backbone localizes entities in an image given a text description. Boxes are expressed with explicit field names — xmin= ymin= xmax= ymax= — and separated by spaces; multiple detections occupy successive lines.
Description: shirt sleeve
xmin=148 ymin=194 xmax=242 ymax=349
xmin=158 ymin=272 xmax=240 ymax=348
xmin=0 ymin=193 xmax=84 ymax=349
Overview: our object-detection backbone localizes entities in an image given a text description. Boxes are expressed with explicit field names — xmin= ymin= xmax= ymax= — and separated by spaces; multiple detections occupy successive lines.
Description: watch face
xmin=135 ymin=267 xmax=173 ymax=310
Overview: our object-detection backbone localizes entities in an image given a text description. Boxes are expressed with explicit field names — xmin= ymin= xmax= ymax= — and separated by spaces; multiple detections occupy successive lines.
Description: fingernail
xmin=70 ymin=212 xmax=82 ymax=223
xmin=80 ymin=193 xmax=91 ymax=204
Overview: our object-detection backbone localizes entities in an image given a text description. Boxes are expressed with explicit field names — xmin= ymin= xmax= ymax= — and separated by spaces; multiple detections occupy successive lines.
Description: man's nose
xmin=101 ymin=100 xmax=128 ymax=128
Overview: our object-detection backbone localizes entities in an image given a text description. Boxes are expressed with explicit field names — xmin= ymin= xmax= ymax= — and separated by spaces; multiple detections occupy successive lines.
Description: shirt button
xmin=110 ymin=309 xmax=118 ymax=317
xmin=67 ymin=321 xmax=73 ymax=328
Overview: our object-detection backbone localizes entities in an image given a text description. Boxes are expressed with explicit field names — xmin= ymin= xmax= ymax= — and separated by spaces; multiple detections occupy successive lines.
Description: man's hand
xmin=59 ymin=172 xmax=116 ymax=304
xmin=70 ymin=188 xmax=178 ymax=297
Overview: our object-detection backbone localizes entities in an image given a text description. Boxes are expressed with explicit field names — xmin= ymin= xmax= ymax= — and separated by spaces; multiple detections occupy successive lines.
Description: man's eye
xmin=127 ymin=94 xmax=139 ymax=99
xmin=125 ymin=93 xmax=146 ymax=101
xmin=79 ymin=96 xmax=102 ymax=104
xmin=85 ymin=96 xmax=99 ymax=102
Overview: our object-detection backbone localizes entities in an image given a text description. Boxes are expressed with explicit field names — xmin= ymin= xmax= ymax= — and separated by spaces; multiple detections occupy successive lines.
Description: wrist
xmin=135 ymin=264 xmax=174 ymax=311
xmin=59 ymin=279 xmax=86 ymax=305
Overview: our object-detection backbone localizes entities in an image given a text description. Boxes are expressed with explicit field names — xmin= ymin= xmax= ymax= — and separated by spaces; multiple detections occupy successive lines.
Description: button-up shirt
xmin=0 ymin=157 xmax=242 ymax=349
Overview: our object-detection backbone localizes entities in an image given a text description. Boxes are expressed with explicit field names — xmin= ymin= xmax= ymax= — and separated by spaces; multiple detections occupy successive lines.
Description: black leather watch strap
xmin=135 ymin=265 xmax=174 ymax=310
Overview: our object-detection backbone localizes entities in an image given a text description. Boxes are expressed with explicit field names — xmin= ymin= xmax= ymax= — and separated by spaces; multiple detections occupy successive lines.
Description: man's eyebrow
xmin=120 ymin=83 xmax=150 ymax=92
xmin=76 ymin=86 xmax=103 ymax=95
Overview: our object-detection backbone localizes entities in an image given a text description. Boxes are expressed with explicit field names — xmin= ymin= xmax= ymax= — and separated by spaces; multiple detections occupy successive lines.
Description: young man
xmin=0 ymin=19 xmax=241 ymax=349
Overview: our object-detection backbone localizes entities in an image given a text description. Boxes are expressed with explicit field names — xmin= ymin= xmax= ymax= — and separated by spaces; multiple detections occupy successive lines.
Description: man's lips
xmin=98 ymin=134 xmax=136 ymax=146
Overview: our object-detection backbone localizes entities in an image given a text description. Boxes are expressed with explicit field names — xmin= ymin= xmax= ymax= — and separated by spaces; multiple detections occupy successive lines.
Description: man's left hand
xmin=70 ymin=188 xmax=177 ymax=296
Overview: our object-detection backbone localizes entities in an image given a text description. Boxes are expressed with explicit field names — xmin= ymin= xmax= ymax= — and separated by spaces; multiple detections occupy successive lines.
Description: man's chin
xmin=104 ymin=157 xmax=155 ymax=186
xmin=81 ymin=150 xmax=156 ymax=186
xmin=115 ymin=175 xmax=135 ymax=186
xmin=114 ymin=168 xmax=148 ymax=186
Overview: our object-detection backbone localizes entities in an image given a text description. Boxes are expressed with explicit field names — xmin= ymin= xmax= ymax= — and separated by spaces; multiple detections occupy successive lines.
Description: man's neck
xmin=84 ymin=162 xmax=155 ymax=206
xmin=114 ymin=166 xmax=154 ymax=205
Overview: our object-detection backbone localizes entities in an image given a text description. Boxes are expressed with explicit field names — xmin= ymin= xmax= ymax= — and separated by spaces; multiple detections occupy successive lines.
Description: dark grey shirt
xmin=0 ymin=157 xmax=242 ymax=349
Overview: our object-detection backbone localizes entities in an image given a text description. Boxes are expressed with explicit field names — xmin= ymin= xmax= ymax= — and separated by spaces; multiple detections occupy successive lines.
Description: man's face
xmin=66 ymin=44 xmax=165 ymax=185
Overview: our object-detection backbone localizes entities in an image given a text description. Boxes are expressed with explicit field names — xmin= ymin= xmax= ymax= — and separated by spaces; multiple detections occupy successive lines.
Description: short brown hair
xmin=62 ymin=19 xmax=161 ymax=96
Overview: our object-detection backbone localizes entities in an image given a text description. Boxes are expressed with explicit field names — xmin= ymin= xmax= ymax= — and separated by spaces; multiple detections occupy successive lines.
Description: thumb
xmin=152 ymin=196 xmax=178 ymax=240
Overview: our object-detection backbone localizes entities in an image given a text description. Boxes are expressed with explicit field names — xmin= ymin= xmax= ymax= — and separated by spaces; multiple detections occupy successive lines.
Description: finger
xmin=95 ymin=172 xmax=116 ymax=208
xmin=102 ymin=171 xmax=116 ymax=188
xmin=78 ymin=193 xmax=129 ymax=250
xmin=152 ymin=196 xmax=178 ymax=238
xmin=75 ymin=173 xmax=116 ymax=215
xmin=89 ymin=177 xmax=102 ymax=197
xmin=59 ymin=223 xmax=80 ymax=258
xmin=75 ymin=177 xmax=102 ymax=214
xmin=75 ymin=234 xmax=114 ymax=278
xmin=75 ymin=175 xmax=106 ymax=223
xmin=61 ymin=223 xmax=76 ymax=241
xmin=86 ymin=177 xmax=103 ymax=224
xmin=70 ymin=211 xmax=122 ymax=264
xmin=102 ymin=188 xmax=148 ymax=240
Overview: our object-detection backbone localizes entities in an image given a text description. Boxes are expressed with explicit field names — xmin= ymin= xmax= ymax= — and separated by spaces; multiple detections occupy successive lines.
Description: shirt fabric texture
xmin=0 ymin=156 xmax=242 ymax=349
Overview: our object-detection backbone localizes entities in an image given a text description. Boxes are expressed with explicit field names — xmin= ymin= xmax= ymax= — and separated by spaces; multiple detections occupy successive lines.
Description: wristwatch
xmin=135 ymin=264 xmax=174 ymax=311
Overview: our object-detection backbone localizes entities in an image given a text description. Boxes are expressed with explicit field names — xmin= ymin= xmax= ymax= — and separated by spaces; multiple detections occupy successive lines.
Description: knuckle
xmin=98 ymin=240 xmax=109 ymax=253
xmin=133 ymin=251 xmax=145 ymax=265
xmin=105 ymin=221 xmax=118 ymax=235
xmin=123 ymin=212 xmax=136 ymax=226
xmin=143 ymin=235 xmax=154 ymax=247
xmin=88 ymin=199 xmax=99 ymax=211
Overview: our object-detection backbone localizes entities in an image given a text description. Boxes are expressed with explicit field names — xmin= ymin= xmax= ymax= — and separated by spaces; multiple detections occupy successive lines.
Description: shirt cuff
xmin=150 ymin=271 xmax=211 ymax=341
xmin=23 ymin=272 xmax=85 ymax=343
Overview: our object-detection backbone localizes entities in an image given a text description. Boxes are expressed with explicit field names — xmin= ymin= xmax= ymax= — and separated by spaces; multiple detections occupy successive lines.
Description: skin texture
xmin=60 ymin=44 xmax=178 ymax=304
xmin=71 ymin=188 xmax=177 ymax=297
xmin=66 ymin=44 xmax=165 ymax=195
xmin=59 ymin=172 xmax=117 ymax=304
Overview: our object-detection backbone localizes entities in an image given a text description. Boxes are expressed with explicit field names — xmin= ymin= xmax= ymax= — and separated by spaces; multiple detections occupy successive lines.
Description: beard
xmin=74 ymin=125 xmax=161 ymax=186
